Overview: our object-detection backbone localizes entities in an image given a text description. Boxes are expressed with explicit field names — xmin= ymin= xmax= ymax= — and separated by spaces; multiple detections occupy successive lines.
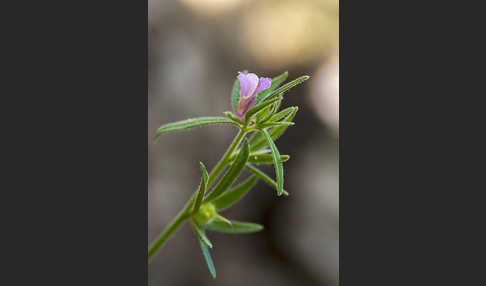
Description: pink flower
xmin=235 ymin=72 xmax=272 ymax=120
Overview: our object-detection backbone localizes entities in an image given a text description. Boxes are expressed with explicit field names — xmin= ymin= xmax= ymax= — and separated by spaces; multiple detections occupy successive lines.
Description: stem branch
xmin=148 ymin=127 xmax=247 ymax=261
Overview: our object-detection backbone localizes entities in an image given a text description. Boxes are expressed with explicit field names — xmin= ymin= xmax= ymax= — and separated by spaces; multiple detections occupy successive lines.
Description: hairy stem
xmin=148 ymin=128 xmax=247 ymax=261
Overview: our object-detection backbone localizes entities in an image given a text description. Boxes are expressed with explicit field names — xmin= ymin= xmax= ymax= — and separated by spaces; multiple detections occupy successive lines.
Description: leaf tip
xmin=278 ymin=191 xmax=287 ymax=196
xmin=153 ymin=132 xmax=162 ymax=143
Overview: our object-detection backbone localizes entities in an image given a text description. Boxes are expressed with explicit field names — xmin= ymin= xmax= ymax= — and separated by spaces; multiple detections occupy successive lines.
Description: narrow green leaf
xmin=248 ymin=154 xmax=289 ymax=165
xmin=255 ymin=71 xmax=289 ymax=104
xmin=214 ymin=214 xmax=232 ymax=227
xmin=205 ymin=220 xmax=263 ymax=234
xmin=224 ymin=111 xmax=243 ymax=125
xmin=255 ymin=104 xmax=272 ymax=123
xmin=259 ymin=121 xmax=295 ymax=129
xmin=192 ymin=162 xmax=209 ymax=214
xmin=198 ymin=239 xmax=216 ymax=278
xmin=268 ymin=106 xmax=295 ymax=123
xmin=260 ymin=98 xmax=282 ymax=123
xmin=231 ymin=78 xmax=240 ymax=112
xmin=248 ymin=107 xmax=298 ymax=152
xmin=212 ymin=175 xmax=258 ymax=211
xmin=203 ymin=139 xmax=250 ymax=202
xmin=272 ymin=97 xmax=282 ymax=115
xmin=259 ymin=75 xmax=310 ymax=103
xmin=227 ymin=148 xmax=269 ymax=163
xmin=245 ymin=163 xmax=289 ymax=196
xmin=192 ymin=221 xmax=213 ymax=248
xmin=245 ymin=95 xmax=282 ymax=122
xmin=261 ymin=129 xmax=283 ymax=195
xmin=154 ymin=117 xmax=237 ymax=142
xmin=250 ymin=149 xmax=271 ymax=155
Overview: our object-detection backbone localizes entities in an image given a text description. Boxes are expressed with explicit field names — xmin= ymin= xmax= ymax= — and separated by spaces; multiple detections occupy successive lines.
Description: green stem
xmin=148 ymin=208 xmax=189 ymax=261
xmin=206 ymin=128 xmax=246 ymax=187
xmin=148 ymin=128 xmax=248 ymax=261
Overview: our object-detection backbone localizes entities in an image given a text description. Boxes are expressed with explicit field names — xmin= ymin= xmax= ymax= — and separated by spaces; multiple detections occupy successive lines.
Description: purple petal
xmin=238 ymin=72 xmax=259 ymax=98
xmin=237 ymin=72 xmax=249 ymax=97
xmin=255 ymin=77 xmax=272 ymax=95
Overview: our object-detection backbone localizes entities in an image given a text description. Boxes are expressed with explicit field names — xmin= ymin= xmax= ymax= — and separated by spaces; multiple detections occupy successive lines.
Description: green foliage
xmin=244 ymin=95 xmax=283 ymax=123
xmin=256 ymin=104 xmax=272 ymax=122
xmin=248 ymin=107 xmax=298 ymax=152
xmin=149 ymin=71 xmax=310 ymax=279
xmin=231 ymin=78 xmax=241 ymax=112
xmin=261 ymin=129 xmax=284 ymax=196
xmin=258 ymin=121 xmax=294 ymax=129
xmin=258 ymin=75 xmax=310 ymax=103
xmin=245 ymin=163 xmax=289 ymax=196
xmin=154 ymin=117 xmax=237 ymax=142
xmin=248 ymin=153 xmax=289 ymax=165
xmin=255 ymin=71 xmax=288 ymax=104
xmin=192 ymin=162 xmax=209 ymax=214
xmin=212 ymin=175 xmax=258 ymax=211
xmin=203 ymin=139 xmax=250 ymax=202
xmin=259 ymin=98 xmax=282 ymax=123
xmin=198 ymin=239 xmax=216 ymax=278
xmin=205 ymin=220 xmax=263 ymax=234
xmin=268 ymin=106 xmax=295 ymax=123
xmin=224 ymin=111 xmax=243 ymax=125
xmin=192 ymin=221 xmax=213 ymax=248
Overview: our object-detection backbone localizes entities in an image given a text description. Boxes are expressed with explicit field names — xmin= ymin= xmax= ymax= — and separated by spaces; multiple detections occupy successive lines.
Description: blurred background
xmin=148 ymin=0 xmax=338 ymax=285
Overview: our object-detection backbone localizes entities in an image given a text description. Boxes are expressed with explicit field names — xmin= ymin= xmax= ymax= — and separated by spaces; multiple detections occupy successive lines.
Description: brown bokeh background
xmin=149 ymin=0 xmax=338 ymax=285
